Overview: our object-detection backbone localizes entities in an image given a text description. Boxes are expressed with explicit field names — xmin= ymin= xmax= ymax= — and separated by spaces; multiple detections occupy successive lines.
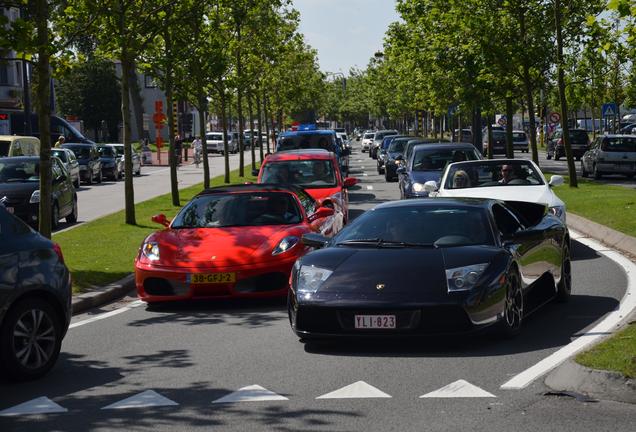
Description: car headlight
xmin=29 ymin=190 xmax=40 ymax=204
xmin=272 ymin=236 xmax=299 ymax=255
xmin=142 ymin=242 xmax=160 ymax=261
xmin=549 ymin=205 xmax=566 ymax=222
xmin=445 ymin=263 xmax=489 ymax=292
xmin=412 ymin=182 xmax=425 ymax=193
xmin=296 ymin=265 xmax=333 ymax=294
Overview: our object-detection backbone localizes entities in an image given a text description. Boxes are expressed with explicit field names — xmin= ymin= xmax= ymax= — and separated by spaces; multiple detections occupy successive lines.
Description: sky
xmin=293 ymin=0 xmax=401 ymax=75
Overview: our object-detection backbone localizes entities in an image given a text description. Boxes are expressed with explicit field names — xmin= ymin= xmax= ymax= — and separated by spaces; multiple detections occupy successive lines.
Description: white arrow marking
xmin=366 ymin=185 xmax=374 ymax=190
xmin=0 ymin=397 xmax=68 ymax=416
xmin=102 ymin=390 xmax=179 ymax=410
xmin=420 ymin=380 xmax=496 ymax=398
xmin=316 ymin=381 xmax=392 ymax=399
xmin=212 ymin=385 xmax=288 ymax=403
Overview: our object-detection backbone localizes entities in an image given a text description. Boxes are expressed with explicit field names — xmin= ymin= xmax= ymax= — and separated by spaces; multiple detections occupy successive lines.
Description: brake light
xmin=52 ymin=243 xmax=65 ymax=264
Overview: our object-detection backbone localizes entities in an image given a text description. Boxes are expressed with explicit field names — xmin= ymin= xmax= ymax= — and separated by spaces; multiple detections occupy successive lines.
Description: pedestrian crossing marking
xmin=212 ymin=385 xmax=288 ymax=403
xmin=0 ymin=397 xmax=67 ymax=416
xmin=419 ymin=380 xmax=496 ymax=398
xmin=102 ymin=390 xmax=179 ymax=409
xmin=316 ymin=381 xmax=392 ymax=399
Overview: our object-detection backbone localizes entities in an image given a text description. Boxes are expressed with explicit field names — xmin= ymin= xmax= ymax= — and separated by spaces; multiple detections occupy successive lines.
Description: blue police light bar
xmin=298 ymin=123 xmax=317 ymax=131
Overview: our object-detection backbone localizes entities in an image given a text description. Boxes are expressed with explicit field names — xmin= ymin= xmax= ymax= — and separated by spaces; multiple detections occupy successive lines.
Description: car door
xmin=296 ymin=189 xmax=334 ymax=236
xmin=52 ymin=159 xmax=72 ymax=215
xmin=584 ymin=138 xmax=599 ymax=171
xmin=91 ymin=147 xmax=101 ymax=177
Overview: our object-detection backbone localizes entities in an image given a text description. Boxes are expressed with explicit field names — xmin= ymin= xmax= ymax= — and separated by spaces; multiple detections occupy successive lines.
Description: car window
xmin=492 ymin=204 xmax=523 ymax=236
xmin=51 ymin=149 xmax=67 ymax=162
xmin=445 ymin=161 xmax=545 ymax=189
xmin=0 ymin=160 xmax=39 ymax=183
xmin=0 ymin=206 xmax=32 ymax=237
xmin=207 ymin=133 xmax=223 ymax=141
xmin=293 ymin=188 xmax=317 ymax=215
xmin=602 ymin=137 xmax=636 ymax=152
xmin=260 ymin=160 xmax=337 ymax=188
xmin=98 ymin=146 xmax=116 ymax=157
xmin=411 ymin=148 xmax=480 ymax=171
xmin=512 ymin=132 xmax=526 ymax=141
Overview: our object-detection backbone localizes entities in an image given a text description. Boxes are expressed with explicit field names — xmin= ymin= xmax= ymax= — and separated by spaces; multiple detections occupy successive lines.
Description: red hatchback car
xmin=257 ymin=149 xmax=358 ymax=229
xmin=135 ymin=184 xmax=336 ymax=304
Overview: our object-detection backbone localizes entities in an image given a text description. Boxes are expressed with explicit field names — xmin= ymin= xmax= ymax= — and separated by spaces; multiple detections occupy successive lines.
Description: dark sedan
xmin=397 ymin=143 xmax=482 ymax=199
xmin=289 ymin=198 xmax=571 ymax=340
xmin=62 ymin=143 xmax=102 ymax=184
xmin=377 ymin=135 xmax=406 ymax=174
xmin=0 ymin=206 xmax=72 ymax=380
xmin=0 ymin=156 xmax=78 ymax=229
xmin=97 ymin=144 xmax=122 ymax=181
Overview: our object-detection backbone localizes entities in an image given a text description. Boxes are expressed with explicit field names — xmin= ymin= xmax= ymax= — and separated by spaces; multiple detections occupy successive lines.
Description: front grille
xmin=234 ymin=272 xmax=288 ymax=293
xmin=143 ymin=278 xmax=175 ymax=296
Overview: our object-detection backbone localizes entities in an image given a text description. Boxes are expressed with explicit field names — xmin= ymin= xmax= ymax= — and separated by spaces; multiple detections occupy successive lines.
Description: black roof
xmin=196 ymin=183 xmax=308 ymax=197
xmin=411 ymin=142 xmax=478 ymax=151
xmin=374 ymin=197 xmax=495 ymax=211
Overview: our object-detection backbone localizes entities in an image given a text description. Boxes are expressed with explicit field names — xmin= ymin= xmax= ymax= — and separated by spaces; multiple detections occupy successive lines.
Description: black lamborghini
xmin=288 ymin=198 xmax=571 ymax=339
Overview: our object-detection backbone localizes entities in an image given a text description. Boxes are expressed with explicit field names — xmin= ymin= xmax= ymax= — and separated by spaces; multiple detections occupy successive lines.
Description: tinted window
xmin=569 ymin=130 xmax=589 ymax=143
xmin=0 ymin=159 xmax=39 ymax=183
xmin=261 ymin=160 xmax=336 ymax=188
xmin=207 ymin=133 xmax=223 ymax=141
xmin=65 ymin=145 xmax=91 ymax=159
xmin=278 ymin=134 xmax=336 ymax=152
xmin=445 ymin=161 xmax=545 ymax=189
xmin=512 ymin=132 xmax=526 ymax=141
xmin=51 ymin=149 xmax=67 ymax=162
xmin=492 ymin=131 xmax=506 ymax=140
xmin=492 ymin=204 xmax=522 ymax=236
xmin=332 ymin=206 xmax=494 ymax=246
xmin=171 ymin=192 xmax=302 ymax=228
xmin=0 ymin=141 xmax=9 ymax=157
xmin=602 ymin=137 xmax=636 ymax=152
xmin=0 ymin=207 xmax=32 ymax=237
xmin=411 ymin=148 xmax=480 ymax=171
xmin=98 ymin=146 xmax=116 ymax=157
xmin=363 ymin=133 xmax=374 ymax=139
xmin=388 ymin=140 xmax=406 ymax=152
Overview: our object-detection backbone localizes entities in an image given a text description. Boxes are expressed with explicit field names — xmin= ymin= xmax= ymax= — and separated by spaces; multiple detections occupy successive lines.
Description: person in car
xmin=499 ymin=164 xmax=517 ymax=184
xmin=311 ymin=162 xmax=331 ymax=183
xmin=452 ymin=170 xmax=471 ymax=188
xmin=254 ymin=195 xmax=298 ymax=223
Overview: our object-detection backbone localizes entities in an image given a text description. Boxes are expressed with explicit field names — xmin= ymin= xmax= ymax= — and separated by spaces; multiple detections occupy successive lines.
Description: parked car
xmin=370 ymin=130 xmax=399 ymax=159
xmin=135 ymin=184 xmax=338 ymax=304
xmin=581 ymin=135 xmax=636 ymax=179
xmin=0 ymin=135 xmax=40 ymax=157
xmin=290 ymin=198 xmax=571 ymax=339
xmin=377 ymin=135 xmax=406 ymax=174
xmin=61 ymin=143 xmax=102 ymax=184
xmin=256 ymin=149 xmax=358 ymax=226
xmin=425 ymin=159 xmax=566 ymax=223
xmin=397 ymin=143 xmax=482 ymax=199
xmin=51 ymin=147 xmax=81 ymax=188
xmin=0 ymin=206 xmax=72 ymax=380
xmin=618 ymin=123 xmax=636 ymax=135
xmin=512 ymin=130 xmax=529 ymax=153
xmin=206 ymin=132 xmax=240 ymax=154
xmin=0 ymin=156 xmax=78 ymax=229
xmin=482 ymin=130 xmax=507 ymax=155
xmin=361 ymin=132 xmax=375 ymax=152
xmin=382 ymin=137 xmax=412 ymax=181
xmin=108 ymin=143 xmax=141 ymax=176
xmin=453 ymin=128 xmax=473 ymax=143
xmin=97 ymin=144 xmax=122 ymax=181
xmin=547 ymin=128 xmax=589 ymax=160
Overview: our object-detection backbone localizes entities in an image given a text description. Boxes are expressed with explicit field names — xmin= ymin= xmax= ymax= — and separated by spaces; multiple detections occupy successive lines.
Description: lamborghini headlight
xmin=296 ymin=265 xmax=333 ymax=294
xmin=446 ymin=263 xmax=489 ymax=292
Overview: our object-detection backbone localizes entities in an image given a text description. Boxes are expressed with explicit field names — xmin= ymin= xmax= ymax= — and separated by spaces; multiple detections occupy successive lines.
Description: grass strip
xmin=53 ymin=167 xmax=257 ymax=294
xmin=575 ymin=323 xmax=636 ymax=378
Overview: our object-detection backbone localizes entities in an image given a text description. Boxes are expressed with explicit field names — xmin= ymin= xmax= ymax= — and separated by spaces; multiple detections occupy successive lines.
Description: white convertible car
xmin=425 ymin=159 xmax=567 ymax=223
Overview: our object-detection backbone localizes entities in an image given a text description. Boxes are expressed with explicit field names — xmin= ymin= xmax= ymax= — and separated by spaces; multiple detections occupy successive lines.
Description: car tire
xmin=546 ymin=153 xmax=552 ymax=160
xmin=556 ymin=245 xmax=571 ymax=303
xmin=135 ymin=166 xmax=141 ymax=176
xmin=66 ymin=196 xmax=78 ymax=224
xmin=86 ymin=171 xmax=93 ymax=185
xmin=97 ymin=170 xmax=103 ymax=184
xmin=497 ymin=269 xmax=523 ymax=338
xmin=0 ymin=297 xmax=63 ymax=381
xmin=593 ymin=164 xmax=602 ymax=180
xmin=74 ymin=178 xmax=80 ymax=189
xmin=581 ymin=162 xmax=588 ymax=178
xmin=554 ymin=153 xmax=560 ymax=161
xmin=51 ymin=203 xmax=59 ymax=230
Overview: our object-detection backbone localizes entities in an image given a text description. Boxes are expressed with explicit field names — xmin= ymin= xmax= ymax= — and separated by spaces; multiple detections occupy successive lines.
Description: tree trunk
xmin=220 ymin=92 xmax=230 ymax=184
xmin=248 ymin=93 xmax=256 ymax=172
xmin=555 ymin=0 xmax=578 ymax=187
xmin=121 ymin=53 xmax=136 ymax=225
xmin=199 ymin=93 xmax=210 ymax=188
xmin=523 ymin=63 xmax=539 ymax=164
xmin=165 ymin=34 xmax=179 ymax=206
xmin=256 ymin=90 xmax=264 ymax=163
xmin=35 ymin=0 xmax=51 ymax=238
xmin=505 ymin=95 xmax=514 ymax=158
xmin=487 ymin=117 xmax=493 ymax=159
xmin=236 ymin=24 xmax=245 ymax=177
xmin=264 ymin=96 xmax=271 ymax=154
xmin=127 ymin=60 xmax=145 ymax=142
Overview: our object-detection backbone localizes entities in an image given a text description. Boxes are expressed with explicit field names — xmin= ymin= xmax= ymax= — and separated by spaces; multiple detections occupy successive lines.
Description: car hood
xmin=0 ymin=182 xmax=38 ymax=200
xmin=147 ymin=224 xmax=305 ymax=267
xmin=409 ymin=170 xmax=443 ymax=184
xmin=301 ymin=246 xmax=501 ymax=302
xmin=439 ymin=185 xmax=564 ymax=208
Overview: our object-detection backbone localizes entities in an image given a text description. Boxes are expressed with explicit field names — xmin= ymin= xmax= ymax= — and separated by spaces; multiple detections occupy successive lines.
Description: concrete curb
xmin=71 ymin=274 xmax=135 ymax=316
xmin=567 ymin=212 xmax=636 ymax=261
xmin=545 ymin=360 xmax=636 ymax=404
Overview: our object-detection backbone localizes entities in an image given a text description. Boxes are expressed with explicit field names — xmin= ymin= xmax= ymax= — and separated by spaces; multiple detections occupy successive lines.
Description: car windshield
xmin=445 ymin=161 xmax=545 ymax=189
xmin=110 ymin=146 xmax=124 ymax=156
xmin=332 ymin=206 xmax=494 ymax=247
xmin=364 ymin=133 xmax=374 ymax=139
xmin=512 ymin=132 xmax=526 ymax=141
xmin=260 ymin=160 xmax=336 ymax=187
xmin=207 ymin=133 xmax=223 ymax=141
xmin=492 ymin=131 xmax=506 ymax=140
xmin=66 ymin=146 xmax=91 ymax=159
xmin=602 ymin=137 xmax=636 ymax=152
xmin=388 ymin=140 xmax=406 ymax=152
xmin=570 ymin=130 xmax=589 ymax=141
xmin=98 ymin=146 xmax=116 ymax=157
xmin=51 ymin=149 xmax=67 ymax=162
xmin=278 ymin=134 xmax=336 ymax=152
xmin=0 ymin=141 xmax=10 ymax=157
xmin=411 ymin=148 xmax=480 ymax=172
xmin=0 ymin=160 xmax=39 ymax=182
xmin=171 ymin=192 xmax=302 ymax=228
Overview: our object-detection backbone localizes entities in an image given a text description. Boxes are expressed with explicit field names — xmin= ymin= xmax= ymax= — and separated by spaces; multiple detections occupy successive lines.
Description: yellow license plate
xmin=189 ymin=272 xmax=236 ymax=284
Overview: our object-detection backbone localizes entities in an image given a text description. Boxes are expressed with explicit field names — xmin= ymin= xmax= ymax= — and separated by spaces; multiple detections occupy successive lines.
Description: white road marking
xmin=420 ymin=380 xmax=496 ymax=398
xmin=366 ymin=185 xmax=374 ymax=190
xmin=102 ymin=390 xmax=178 ymax=409
xmin=212 ymin=385 xmax=288 ymax=403
xmin=0 ymin=397 xmax=67 ymax=416
xmin=501 ymin=229 xmax=636 ymax=390
xmin=316 ymin=381 xmax=392 ymax=399
xmin=69 ymin=300 xmax=144 ymax=329
xmin=363 ymin=173 xmax=368 ymax=176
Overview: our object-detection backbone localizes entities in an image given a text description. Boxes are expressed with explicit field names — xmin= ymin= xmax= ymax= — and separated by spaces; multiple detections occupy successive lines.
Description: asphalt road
xmin=1 ymin=147 xmax=634 ymax=431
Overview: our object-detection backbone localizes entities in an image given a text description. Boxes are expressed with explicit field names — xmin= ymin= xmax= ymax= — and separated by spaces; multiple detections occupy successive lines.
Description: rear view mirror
xmin=302 ymin=232 xmax=330 ymax=249
xmin=151 ymin=213 xmax=170 ymax=227
xmin=343 ymin=177 xmax=358 ymax=188
xmin=424 ymin=181 xmax=438 ymax=193
xmin=396 ymin=166 xmax=406 ymax=174
xmin=309 ymin=206 xmax=335 ymax=222
xmin=549 ymin=175 xmax=564 ymax=187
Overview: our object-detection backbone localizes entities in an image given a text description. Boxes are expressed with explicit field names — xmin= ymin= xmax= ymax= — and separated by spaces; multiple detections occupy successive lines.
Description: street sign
xmin=549 ymin=112 xmax=561 ymax=123
xmin=602 ymin=103 xmax=617 ymax=117
xmin=497 ymin=117 xmax=506 ymax=126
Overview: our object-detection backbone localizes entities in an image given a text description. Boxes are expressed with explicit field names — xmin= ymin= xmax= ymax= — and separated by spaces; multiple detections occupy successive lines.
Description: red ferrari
xmin=256 ymin=149 xmax=358 ymax=230
xmin=135 ymin=184 xmax=336 ymax=303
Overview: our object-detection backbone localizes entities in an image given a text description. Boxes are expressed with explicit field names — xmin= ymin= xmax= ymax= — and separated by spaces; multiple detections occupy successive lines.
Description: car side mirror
xmin=424 ymin=181 xmax=438 ymax=193
xmin=341 ymin=148 xmax=351 ymax=156
xmin=396 ymin=166 xmax=406 ymax=174
xmin=302 ymin=232 xmax=330 ymax=249
xmin=395 ymin=155 xmax=404 ymax=161
xmin=344 ymin=177 xmax=358 ymax=188
xmin=308 ymin=206 xmax=335 ymax=222
xmin=549 ymin=175 xmax=564 ymax=187
xmin=251 ymin=168 xmax=260 ymax=177
xmin=151 ymin=213 xmax=170 ymax=227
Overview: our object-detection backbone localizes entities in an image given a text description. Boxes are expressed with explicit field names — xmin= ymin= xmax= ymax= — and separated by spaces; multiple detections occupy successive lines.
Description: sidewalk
xmin=144 ymin=149 xmax=194 ymax=167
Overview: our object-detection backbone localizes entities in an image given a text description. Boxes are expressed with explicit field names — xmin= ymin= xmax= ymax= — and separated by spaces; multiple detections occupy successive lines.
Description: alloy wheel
xmin=556 ymin=246 xmax=572 ymax=302
xmin=504 ymin=272 xmax=523 ymax=331
xmin=12 ymin=309 xmax=57 ymax=371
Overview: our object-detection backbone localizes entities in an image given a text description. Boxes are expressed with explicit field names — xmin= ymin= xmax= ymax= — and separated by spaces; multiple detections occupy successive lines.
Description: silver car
xmin=205 ymin=132 xmax=239 ymax=154
xmin=581 ymin=135 xmax=636 ymax=179
xmin=512 ymin=130 xmax=529 ymax=153
xmin=109 ymin=143 xmax=141 ymax=176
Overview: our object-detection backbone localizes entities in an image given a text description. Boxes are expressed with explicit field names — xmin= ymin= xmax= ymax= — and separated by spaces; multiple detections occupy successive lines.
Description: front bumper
xmin=5 ymin=202 xmax=39 ymax=226
xmin=135 ymin=256 xmax=298 ymax=303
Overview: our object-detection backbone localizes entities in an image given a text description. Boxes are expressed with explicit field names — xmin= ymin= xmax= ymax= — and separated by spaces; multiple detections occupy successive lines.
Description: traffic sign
xmin=549 ymin=112 xmax=561 ymax=123
xmin=497 ymin=117 xmax=506 ymax=126
xmin=602 ymin=103 xmax=617 ymax=117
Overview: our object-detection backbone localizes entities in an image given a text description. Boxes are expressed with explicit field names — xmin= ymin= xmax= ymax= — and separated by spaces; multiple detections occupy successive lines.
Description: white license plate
xmin=354 ymin=315 xmax=396 ymax=329
xmin=5 ymin=206 xmax=14 ymax=214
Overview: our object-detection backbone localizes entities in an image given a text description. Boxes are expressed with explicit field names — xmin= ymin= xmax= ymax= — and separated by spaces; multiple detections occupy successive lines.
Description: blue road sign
xmin=602 ymin=103 xmax=617 ymax=117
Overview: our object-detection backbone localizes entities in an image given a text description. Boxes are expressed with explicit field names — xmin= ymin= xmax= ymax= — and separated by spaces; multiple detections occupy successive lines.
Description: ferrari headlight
xmin=29 ymin=190 xmax=40 ymax=204
xmin=272 ymin=236 xmax=299 ymax=255
xmin=446 ymin=263 xmax=489 ymax=292
xmin=142 ymin=242 xmax=160 ymax=261
xmin=549 ymin=205 xmax=566 ymax=222
xmin=412 ymin=182 xmax=425 ymax=193
xmin=296 ymin=265 xmax=333 ymax=293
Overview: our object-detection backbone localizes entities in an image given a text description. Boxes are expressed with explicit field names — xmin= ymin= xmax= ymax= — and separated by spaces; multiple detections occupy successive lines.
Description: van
xmin=0 ymin=111 xmax=94 ymax=145
xmin=0 ymin=135 xmax=40 ymax=157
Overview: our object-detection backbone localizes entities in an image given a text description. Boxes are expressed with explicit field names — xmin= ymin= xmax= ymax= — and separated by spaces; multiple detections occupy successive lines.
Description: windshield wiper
xmin=336 ymin=238 xmax=433 ymax=248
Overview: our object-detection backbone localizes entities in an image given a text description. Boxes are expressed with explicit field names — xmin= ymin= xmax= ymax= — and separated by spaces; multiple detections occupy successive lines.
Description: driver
xmin=499 ymin=164 xmax=517 ymax=184
xmin=256 ymin=195 xmax=297 ymax=223
xmin=311 ymin=161 xmax=331 ymax=183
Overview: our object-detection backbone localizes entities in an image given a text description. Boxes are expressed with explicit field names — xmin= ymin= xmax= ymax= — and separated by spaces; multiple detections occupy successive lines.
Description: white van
xmin=0 ymin=135 xmax=40 ymax=157
xmin=205 ymin=132 xmax=239 ymax=154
